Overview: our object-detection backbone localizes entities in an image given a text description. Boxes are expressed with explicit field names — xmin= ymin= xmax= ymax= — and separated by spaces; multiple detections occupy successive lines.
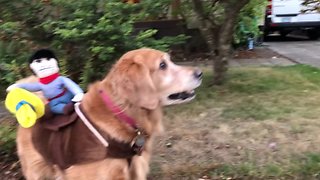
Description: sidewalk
xmin=229 ymin=57 xmax=295 ymax=67
xmin=176 ymin=46 xmax=296 ymax=67
xmin=177 ymin=57 xmax=296 ymax=67
xmin=266 ymin=41 xmax=320 ymax=67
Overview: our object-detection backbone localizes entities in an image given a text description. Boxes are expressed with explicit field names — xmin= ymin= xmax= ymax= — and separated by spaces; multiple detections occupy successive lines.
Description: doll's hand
xmin=72 ymin=93 xmax=84 ymax=102
xmin=6 ymin=84 xmax=18 ymax=92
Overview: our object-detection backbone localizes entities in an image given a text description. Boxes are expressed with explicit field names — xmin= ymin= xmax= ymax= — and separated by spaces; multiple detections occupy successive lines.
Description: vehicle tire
xmin=307 ymin=29 xmax=319 ymax=40
xmin=263 ymin=29 xmax=269 ymax=41
xmin=263 ymin=16 xmax=270 ymax=41
xmin=280 ymin=30 xmax=290 ymax=38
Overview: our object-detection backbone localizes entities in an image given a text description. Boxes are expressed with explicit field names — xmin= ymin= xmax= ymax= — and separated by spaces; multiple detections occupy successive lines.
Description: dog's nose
xmin=193 ymin=69 xmax=203 ymax=79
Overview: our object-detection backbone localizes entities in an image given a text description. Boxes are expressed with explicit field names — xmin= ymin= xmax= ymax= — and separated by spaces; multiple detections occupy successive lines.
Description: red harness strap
xmin=98 ymin=90 xmax=147 ymax=155
xmin=48 ymin=88 xmax=67 ymax=101
xmin=98 ymin=90 xmax=137 ymax=129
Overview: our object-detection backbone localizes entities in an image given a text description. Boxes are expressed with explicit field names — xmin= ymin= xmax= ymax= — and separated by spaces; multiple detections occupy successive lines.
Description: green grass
xmin=160 ymin=153 xmax=320 ymax=179
xmin=168 ymin=64 xmax=320 ymax=121
xmin=160 ymin=64 xmax=320 ymax=179
xmin=212 ymin=153 xmax=320 ymax=179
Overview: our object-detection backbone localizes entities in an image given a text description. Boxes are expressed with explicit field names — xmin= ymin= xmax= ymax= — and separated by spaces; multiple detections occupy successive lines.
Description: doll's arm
xmin=61 ymin=77 xmax=84 ymax=102
xmin=7 ymin=82 xmax=41 ymax=92
xmin=61 ymin=77 xmax=84 ymax=94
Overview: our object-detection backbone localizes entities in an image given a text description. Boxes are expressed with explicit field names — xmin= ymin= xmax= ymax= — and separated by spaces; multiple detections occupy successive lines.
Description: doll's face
xmin=30 ymin=58 xmax=59 ymax=78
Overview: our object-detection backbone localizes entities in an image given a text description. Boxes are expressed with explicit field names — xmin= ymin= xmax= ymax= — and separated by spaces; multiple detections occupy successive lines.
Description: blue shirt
xmin=17 ymin=76 xmax=83 ymax=99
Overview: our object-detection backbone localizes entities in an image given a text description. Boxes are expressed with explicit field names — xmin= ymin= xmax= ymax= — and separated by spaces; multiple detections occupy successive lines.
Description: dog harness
xmin=75 ymin=90 xmax=147 ymax=155
xmin=98 ymin=90 xmax=147 ymax=155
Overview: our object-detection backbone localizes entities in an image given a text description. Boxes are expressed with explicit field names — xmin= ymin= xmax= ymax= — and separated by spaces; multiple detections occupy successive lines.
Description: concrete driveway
xmin=265 ymin=34 xmax=320 ymax=67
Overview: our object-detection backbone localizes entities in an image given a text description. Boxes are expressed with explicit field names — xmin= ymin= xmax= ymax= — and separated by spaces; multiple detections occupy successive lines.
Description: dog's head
xmin=104 ymin=48 xmax=202 ymax=110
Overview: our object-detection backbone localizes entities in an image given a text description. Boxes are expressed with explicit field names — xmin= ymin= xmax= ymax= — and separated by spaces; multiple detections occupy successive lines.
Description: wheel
xmin=280 ymin=30 xmax=290 ymax=38
xmin=307 ymin=29 xmax=319 ymax=40
xmin=263 ymin=29 xmax=270 ymax=41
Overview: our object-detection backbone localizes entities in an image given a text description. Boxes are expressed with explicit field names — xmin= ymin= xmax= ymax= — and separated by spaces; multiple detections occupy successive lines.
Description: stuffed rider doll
xmin=7 ymin=49 xmax=84 ymax=115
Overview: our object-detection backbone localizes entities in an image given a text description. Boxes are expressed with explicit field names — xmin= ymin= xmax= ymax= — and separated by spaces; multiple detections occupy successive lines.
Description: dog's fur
xmin=16 ymin=48 xmax=202 ymax=180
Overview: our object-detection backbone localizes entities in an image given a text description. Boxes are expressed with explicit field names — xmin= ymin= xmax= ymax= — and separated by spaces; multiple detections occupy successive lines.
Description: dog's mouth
xmin=162 ymin=79 xmax=202 ymax=106
xmin=168 ymin=90 xmax=195 ymax=100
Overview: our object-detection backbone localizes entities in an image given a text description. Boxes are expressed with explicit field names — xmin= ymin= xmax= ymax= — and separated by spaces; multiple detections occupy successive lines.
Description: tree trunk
xmin=191 ymin=0 xmax=217 ymax=55
xmin=191 ymin=0 xmax=249 ymax=85
xmin=213 ymin=6 xmax=242 ymax=85
xmin=169 ymin=0 xmax=181 ymax=19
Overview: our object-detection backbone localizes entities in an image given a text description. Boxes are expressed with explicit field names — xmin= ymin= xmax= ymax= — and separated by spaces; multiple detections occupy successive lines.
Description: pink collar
xmin=39 ymin=73 xmax=59 ymax=84
xmin=99 ymin=90 xmax=137 ymax=129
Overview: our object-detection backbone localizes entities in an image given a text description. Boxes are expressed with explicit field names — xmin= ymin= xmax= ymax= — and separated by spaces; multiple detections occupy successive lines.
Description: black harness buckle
xmin=131 ymin=130 xmax=145 ymax=155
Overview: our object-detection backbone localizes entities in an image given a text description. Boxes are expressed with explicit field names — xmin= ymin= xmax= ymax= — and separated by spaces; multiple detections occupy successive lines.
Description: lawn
xmin=150 ymin=64 xmax=320 ymax=179
xmin=2 ymin=64 xmax=320 ymax=179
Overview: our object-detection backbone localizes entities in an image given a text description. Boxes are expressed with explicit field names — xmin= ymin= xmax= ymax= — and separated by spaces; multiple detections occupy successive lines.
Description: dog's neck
xmin=81 ymin=81 xmax=163 ymax=143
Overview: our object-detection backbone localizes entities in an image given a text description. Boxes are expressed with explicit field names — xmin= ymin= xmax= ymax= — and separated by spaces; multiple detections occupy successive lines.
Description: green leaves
xmin=233 ymin=0 xmax=267 ymax=46
xmin=0 ymin=22 xmax=20 ymax=35
xmin=0 ymin=41 xmax=30 ymax=87
xmin=0 ymin=0 xmax=187 ymax=89
xmin=0 ymin=125 xmax=16 ymax=155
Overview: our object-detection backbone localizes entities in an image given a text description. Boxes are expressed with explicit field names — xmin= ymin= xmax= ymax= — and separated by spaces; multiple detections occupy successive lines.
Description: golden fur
xmin=16 ymin=48 xmax=202 ymax=180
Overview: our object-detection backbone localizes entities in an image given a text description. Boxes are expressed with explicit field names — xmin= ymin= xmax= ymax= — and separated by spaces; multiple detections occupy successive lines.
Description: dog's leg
xmin=129 ymin=137 xmax=154 ymax=180
xmin=17 ymin=127 xmax=57 ymax=180
xmin=64 ymin=159 xmax=130 ymax=180
xmin=129 ymin=155 xmax=149 ymax=180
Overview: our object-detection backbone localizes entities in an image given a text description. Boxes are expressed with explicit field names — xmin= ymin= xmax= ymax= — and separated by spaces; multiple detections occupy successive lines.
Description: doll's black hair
xmin=29 ymin=49 xmax=57 ymax=64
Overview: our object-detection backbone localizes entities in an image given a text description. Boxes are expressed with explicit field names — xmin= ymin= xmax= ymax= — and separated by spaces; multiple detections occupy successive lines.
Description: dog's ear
xmin=114 ymin=57 xmax=159 ymax=110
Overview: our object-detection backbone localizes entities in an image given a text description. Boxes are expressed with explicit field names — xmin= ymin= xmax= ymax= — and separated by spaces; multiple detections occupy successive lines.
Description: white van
xmin=264 ymin=0 xmax=320 ymax=39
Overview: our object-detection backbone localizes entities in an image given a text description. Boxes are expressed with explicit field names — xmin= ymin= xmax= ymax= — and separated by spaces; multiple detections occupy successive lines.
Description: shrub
xmin=0 ymin=41 xmax=31 ymax=98
xmin=233 ymin=0 xmax=267 ymax=46
xmin=0 ymin=0 xmax=187 ymax=90
xmin=0 ymin=125 xmax=16 ymax=156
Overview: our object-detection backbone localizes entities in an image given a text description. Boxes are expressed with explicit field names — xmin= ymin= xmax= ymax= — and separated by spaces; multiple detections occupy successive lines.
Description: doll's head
xmin=29 ymin=49 xmax=59 ymax=78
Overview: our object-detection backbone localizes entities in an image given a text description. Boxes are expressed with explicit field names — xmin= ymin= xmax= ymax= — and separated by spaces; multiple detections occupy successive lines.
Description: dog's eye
xmin=159 ymin=61 xmax=167 ymax=70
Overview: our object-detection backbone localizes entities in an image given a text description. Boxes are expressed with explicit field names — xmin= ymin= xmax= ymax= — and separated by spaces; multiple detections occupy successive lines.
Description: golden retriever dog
xmin=16 ymin=48 xmax=202 ymax=180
